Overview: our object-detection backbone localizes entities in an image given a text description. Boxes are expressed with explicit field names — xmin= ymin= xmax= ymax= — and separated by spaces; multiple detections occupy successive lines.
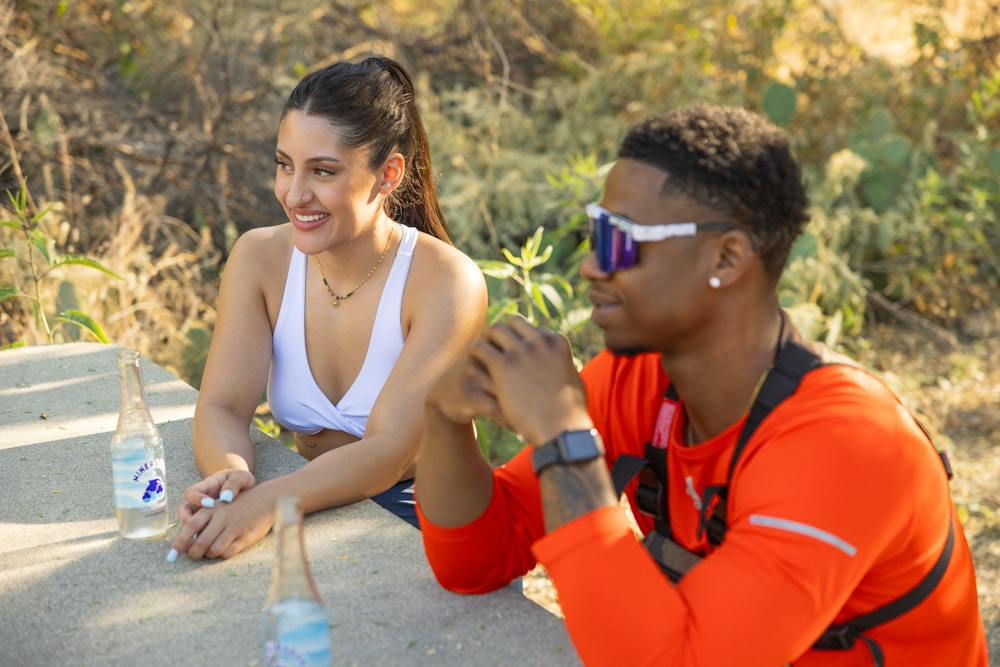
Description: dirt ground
xmin=521 ymin=309 xmax=1000 ymax=662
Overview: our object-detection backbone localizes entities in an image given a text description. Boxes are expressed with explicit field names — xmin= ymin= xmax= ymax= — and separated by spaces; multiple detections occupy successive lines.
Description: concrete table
xmin=0 ymin=343 xmax=580 ymax=666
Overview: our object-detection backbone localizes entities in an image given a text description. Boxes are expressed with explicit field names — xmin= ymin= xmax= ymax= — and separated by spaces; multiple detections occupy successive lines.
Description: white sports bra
xmin=266 ymin=224 xmax=416 ymax=438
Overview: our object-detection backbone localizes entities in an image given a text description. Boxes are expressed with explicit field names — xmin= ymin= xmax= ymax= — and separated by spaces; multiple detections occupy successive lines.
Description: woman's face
xmin=273 ymin=110 xmax=385 ymax=254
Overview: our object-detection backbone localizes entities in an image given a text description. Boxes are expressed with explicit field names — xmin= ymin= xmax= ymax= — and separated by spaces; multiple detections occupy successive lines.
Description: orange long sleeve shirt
xmin=418 ymin=350 xmax=988 ymax=666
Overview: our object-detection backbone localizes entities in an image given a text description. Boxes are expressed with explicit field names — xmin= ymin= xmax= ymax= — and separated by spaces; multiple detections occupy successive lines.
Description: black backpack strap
xmin=812 ymin=517 xmax=956 ymax=663
xmin=611 ymin=454 xmax=648 ymax=498
xmin=726 ymin=340 xmax=824 ymax=482
xmin=610 ymin=444 xmax=674 ymax=544
xmin=699 ymin=340 xmax=824 ymax=545
xmin=611 ymin=384 xmax=679 ymax=514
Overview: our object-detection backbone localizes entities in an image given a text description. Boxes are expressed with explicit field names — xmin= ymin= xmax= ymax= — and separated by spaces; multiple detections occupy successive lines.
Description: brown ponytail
xmin=281 ymin=56 xmax=453 ymax=244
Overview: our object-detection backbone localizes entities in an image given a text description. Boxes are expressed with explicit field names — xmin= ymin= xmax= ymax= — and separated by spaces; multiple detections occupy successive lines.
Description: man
xmin=414 ymin=104 xmax=987 ymax=666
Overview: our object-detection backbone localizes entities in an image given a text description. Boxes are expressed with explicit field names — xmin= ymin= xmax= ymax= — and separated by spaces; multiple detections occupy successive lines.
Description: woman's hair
xmin=618 ymin=104 xmax=810 ymax=283
xmin=281 ymin=56 xmax=452 ymax=244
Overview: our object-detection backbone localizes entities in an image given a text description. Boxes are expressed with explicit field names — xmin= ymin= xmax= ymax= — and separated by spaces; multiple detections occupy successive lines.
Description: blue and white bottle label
xmin=112 ymin=449 xmax=166 ymax=509
xmin=262 ymin=600 xmax=332 ymax=667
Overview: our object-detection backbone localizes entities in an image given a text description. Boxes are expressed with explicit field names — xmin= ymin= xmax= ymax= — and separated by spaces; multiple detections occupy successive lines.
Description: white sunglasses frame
xmin=586 ymin=203 xmax=703 ymax=243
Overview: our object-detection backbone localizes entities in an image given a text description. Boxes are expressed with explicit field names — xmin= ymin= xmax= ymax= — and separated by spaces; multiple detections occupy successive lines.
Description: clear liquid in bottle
xmin=261 ymin=497 xmax=332 ymax=667
xmin=111 ymin=349 xmax=169 ymax=540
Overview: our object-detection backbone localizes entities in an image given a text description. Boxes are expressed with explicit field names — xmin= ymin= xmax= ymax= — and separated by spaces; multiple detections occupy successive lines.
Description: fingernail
xmin=219 ymin=489 xmax=234 ymax=503
xmin=200 ymin=497 xmax=215 ymax=508
xmin=166 ymin=548 xmax=179 ymax=563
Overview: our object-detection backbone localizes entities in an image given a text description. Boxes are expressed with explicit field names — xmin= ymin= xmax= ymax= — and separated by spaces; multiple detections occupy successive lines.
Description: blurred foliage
xmin=2 ymin=0 xmax=999 ymax=461
xmin=0 ymin=184 xmax=120 ymax=345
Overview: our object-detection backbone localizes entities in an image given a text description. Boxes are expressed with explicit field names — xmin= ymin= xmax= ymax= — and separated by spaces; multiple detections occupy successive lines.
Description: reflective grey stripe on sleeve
xmin=749 ymin=514 xmax=858 ymax=557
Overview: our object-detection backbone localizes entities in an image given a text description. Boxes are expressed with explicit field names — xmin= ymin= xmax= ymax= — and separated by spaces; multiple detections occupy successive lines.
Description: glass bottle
xmin=261 ymin=497 xmax=332 ymax=667
xmin=110 ymin=348 xmax=169 ymax=540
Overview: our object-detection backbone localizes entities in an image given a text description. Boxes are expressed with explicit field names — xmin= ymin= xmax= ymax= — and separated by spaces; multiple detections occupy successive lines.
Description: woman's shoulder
xmin=234 ymin=222 xmax=292 ymax=248
xmin=410 ymin=229 xmax=485 ymax=286
xmin=403 ymin=229 xmax=487 ymax=325
xmin=227 ymin=223 xmax=294 ymax=268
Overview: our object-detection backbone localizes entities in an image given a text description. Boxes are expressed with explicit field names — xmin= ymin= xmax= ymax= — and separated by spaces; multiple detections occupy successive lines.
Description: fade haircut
xmin=618 ymin=104 xmax=810 ymax=282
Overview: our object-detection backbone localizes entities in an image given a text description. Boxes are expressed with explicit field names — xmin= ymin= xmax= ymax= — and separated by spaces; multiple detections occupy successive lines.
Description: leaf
xmin=486 ymin=299 xmax=521 ymax=326
xmin=29 ymin=230 xmax=51 ymax=265
xmin=55 ymin=310 xmax=111 ymax=343
xmin=530 ymin=284 xmax=551 ymax=319
xmin=52 ymin=255 xmax=125 ymax=280
xmin=0 ymin=286 xmax=19 ymax=302
xmin=537 ymin=283 xmax=565 ymax=312
xmin=761 ymin=81 xmax=797 ymax=127
xmin=500 ymin=247 xmax=523 ymax=267
xmin=866 ymin=109 xmax=894 ymax=142
xmin=879 ymin=135 xmax=911 ymax=169
xmin=786 ymin=230 xmax=818 ymax=263
xmin=30 ymin=202 xmax=56 ymax=224
xmin=477 ymin=260 xmax=517 ymax=280
xmin=875 ymin=221 xmax=893 ymax=256
xmin=860 ymin=169 xmax=904 ymax=213
xmin=988 ymin=148 xmax=1000 ymax=175
xmin=523 ymin=243 xmax=553 ymax=270
xmin=0 ymin=248 xmax=15 ymax=260
xmin=524 ymin=227 xmax=546 ymax=257
xmin=6 ymin=188 xmax=26 ymax=212
xmin=549 ymin=274 xmax=574 ymax=298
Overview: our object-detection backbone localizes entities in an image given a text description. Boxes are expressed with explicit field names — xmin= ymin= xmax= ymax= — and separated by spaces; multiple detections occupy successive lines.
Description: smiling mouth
xmin=295 ymin=212 xmax=326 ymax=222
xmin=588 ymin=290 xmax=618 ymax=309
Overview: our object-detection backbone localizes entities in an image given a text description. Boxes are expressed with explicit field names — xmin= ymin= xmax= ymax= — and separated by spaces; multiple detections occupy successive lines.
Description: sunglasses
xmin=586 ymin=202 xmax=744 ymax=273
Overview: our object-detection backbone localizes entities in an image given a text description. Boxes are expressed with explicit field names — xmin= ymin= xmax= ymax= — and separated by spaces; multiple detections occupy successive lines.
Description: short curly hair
xmin=618 ymin=104 xmax=810 ymax=282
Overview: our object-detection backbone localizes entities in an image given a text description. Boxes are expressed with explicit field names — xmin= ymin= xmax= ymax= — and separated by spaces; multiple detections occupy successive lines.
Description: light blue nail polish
xmin=166 ymin=548 xmax=179 ymax=563
xmin=219 ymin=489 xmax=234 ymax=503
xmin=200 ymin=497 xmax=215 ymax=508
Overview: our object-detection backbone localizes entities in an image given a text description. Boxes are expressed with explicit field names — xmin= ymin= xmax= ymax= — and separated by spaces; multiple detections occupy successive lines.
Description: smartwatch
xmin=531 ymin=428 xmax=605 ymax=475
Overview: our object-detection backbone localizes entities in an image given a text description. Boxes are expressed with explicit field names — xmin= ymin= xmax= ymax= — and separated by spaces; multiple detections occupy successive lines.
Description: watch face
xmin=561 ymin=431 xmax=600 ymax=460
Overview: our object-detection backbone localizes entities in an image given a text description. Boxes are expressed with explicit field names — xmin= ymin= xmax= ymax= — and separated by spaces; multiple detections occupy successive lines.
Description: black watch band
xmin=531 ymin=428 xmax=604 ymax=475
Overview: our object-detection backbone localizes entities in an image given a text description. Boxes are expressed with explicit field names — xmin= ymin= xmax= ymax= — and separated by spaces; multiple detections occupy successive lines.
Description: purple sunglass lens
xmin=590 ymin=207 xmax=640 ymax=273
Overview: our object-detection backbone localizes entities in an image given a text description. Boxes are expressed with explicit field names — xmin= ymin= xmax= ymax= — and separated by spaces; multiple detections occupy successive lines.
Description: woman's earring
xmin=709 ymin=276 xmax=722 ymax=289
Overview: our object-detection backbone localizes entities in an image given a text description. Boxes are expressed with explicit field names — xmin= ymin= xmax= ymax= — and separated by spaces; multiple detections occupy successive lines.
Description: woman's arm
xmin=174 ymin=234 xmax=488 ymax=560
xmin=192 ymin=227 xmax=285 ymax=477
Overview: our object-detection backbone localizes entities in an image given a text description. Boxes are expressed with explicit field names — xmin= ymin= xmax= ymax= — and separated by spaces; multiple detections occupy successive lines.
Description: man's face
xmin=582 ymin=159 xmax=727 ymax=356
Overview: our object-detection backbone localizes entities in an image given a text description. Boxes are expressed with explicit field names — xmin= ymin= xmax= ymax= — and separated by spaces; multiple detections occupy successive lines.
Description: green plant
xmin=0 ymin=186 xmax=122 ymax=346
xmin=474 ymin=225 xmax=584 ymax=463
xmin=847 ymin=108 xmax=918 ymax=214
xmin=470 ymin=155 xmax=606 ymax=464
xmin=478 ymin=226 xmax=576 ymax=326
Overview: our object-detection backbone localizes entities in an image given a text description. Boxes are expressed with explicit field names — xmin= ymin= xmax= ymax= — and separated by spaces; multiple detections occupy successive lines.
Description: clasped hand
xmin=433 ymin=316 xmax=591 ymax=446
xmin=169 ymin=469 xmax=274 ymax=561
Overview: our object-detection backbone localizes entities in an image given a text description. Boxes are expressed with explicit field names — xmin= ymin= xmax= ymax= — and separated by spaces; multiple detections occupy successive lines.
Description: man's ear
xmin=378 ymin=153 xmax=406 ymax=194
xmin=708 ymin=229 xmax=757 ymax=289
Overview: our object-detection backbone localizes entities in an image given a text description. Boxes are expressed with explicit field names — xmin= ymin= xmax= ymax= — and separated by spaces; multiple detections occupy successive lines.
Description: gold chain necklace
xmin=685 ymin=313 xmax=785 ymax=445
xmin=314 ymin=226 xmax=394 ymax=307
xmin=685 ymin=367 xmax=770 ymax=445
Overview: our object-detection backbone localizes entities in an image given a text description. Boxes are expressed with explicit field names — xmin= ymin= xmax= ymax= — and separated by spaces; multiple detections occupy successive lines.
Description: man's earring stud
xmin=709 ymin=276 xmax=721 ymax=289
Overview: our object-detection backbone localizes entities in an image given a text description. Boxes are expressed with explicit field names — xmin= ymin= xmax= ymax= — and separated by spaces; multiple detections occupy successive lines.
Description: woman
xmin=167 ymin=56 xmax=487 ymax=562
